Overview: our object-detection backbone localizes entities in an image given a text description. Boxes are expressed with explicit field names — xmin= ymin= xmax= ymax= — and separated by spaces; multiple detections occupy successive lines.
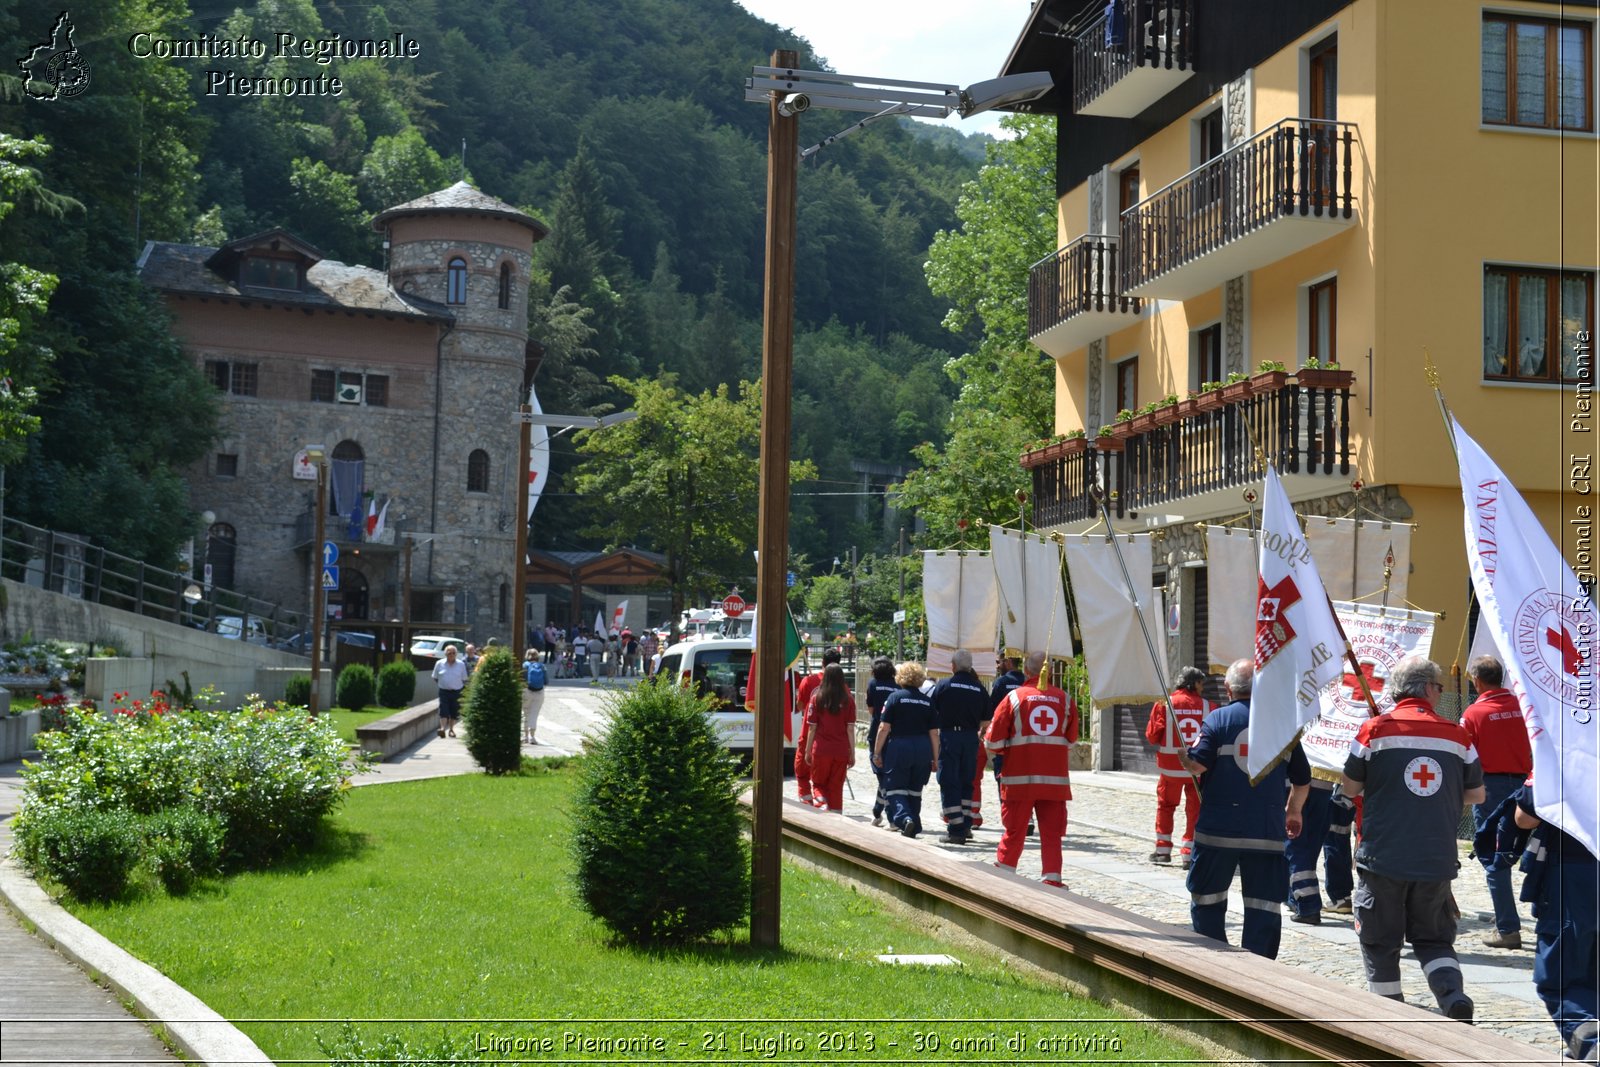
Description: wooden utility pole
xmin=751 ymin=47 xmax=799 ymax=949
xmin=309 ymin=459 xmax=327 ymax=716
xmin=513 ymin=405 xmax=532 ymax=657
xmin=402 ymin=536 xmax=414 ymax=663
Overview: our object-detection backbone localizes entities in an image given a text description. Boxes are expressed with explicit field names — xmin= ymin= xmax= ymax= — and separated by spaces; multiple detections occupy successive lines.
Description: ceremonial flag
xmin=594 ymin=609 xmax=607 ymax=637
xmin=1247 ymin=466 xmax=1345 ymax=780
xmin=1062 ymin=533 xmax=1166 ymax=705
xmin=988 ymin=526 xmax=1073 ymax=660
xmin=366 ymin=497 xmax=389 ymax=539
xmin=611 ymin=600 xmax=629 ymax=633
xmin=1205 ymin=526 xmax=1258 ymax=671
xmin=923 ymin=549 xmax=1000 ymax=677
xmin=745 ymin=606 xmax=804 ymax=740
xmin=1455 ymin=418 xmax=1599 ymax=856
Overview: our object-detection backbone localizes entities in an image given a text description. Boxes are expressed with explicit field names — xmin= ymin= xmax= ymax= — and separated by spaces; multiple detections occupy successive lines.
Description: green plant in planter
xmin=1304 ymin=357 xmax=1323 ymax=370
xmin=1186 ymin=391 xmax=1201 ymax=401
xmin=1162 ymin=394 xmax=1179 ymax=407
xmin=1257 ymin=360 xmax=1287 ymax=373
xmin=1097 ymin=424 xmax=1115 ymax=437
xmin=1115 ymin=408 xmax=1135 ymax=423
xmin=1225 ymin=371 xmax=1248 ymax=384
xmin=1137 ymin=401 xmax=1161 ymax=416
xmin=1200 ymin=381 xmax=1223 ymax=393
xmin=1065 ymin=428 xmax=1087 ymax=440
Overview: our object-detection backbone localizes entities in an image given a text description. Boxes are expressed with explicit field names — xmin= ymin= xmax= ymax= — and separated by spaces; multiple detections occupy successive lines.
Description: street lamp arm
xmin=800 ymin=103 xmax=948 ymax=161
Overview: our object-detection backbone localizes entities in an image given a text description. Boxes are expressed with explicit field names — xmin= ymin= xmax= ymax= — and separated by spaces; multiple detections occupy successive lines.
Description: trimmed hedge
xmin=284 ymin=674 xmax=312 ymax=707
xmin=336 ymin=664 xmax=375 ymax=711
xmin=461 ymin=649 xmax=521 ymax=774
xmin=377 ymin=660 xmax=417 ymax=708
xmin=570 ymin=676 xmax=749 ymax=945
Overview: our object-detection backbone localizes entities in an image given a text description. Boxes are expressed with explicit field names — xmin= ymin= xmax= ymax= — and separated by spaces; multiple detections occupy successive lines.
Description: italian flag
xmin=746 ymin=606 xmax=804 ymax=740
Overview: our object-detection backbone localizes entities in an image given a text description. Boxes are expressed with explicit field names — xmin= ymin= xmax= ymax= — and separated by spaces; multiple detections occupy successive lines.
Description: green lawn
xmin=70 ymin=769 xmax=1210 ymax=1063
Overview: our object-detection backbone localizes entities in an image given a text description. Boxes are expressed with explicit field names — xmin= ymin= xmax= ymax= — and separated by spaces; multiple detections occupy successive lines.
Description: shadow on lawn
xmin=261 ymin=823 xmax=373 ymax=876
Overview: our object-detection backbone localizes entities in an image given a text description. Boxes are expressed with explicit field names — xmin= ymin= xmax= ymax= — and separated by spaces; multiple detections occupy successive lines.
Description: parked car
xmin=653 ymin=637 xmax=796 ymax=774
xmin=278 ymin=630 xmax=378 ymax=654
xmin=216 ymin=615 xmax=271 ymax=646
xmin=408 ymin=633 xmax=467 ymax=669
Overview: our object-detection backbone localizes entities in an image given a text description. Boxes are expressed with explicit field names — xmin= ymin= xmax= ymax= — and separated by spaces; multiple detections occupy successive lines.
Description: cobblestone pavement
xmin=822 ymin=758 xmax=1562 ymax=1055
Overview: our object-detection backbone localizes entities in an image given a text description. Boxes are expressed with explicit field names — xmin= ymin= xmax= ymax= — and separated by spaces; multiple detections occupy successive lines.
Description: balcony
xmin=1029 ymin=234 xmax=1143 ymax=358
xmin=1071 ymin=0 xmax=1194 ymax=118
xmin=1029 ymin=376 xmax=1354 ymax=529
xmin=1121 ymin=119 xmax=1358 ymax=301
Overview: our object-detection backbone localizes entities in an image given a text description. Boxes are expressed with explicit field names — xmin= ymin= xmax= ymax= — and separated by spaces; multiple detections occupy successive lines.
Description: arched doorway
xmin=336 ymin=568 xmax=370 ymax=621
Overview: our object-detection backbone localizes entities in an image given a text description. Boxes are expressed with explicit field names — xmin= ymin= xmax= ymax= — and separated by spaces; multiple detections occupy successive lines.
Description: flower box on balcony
xmin=1061 ymin=436 xmax=1089 ymax=456
xmin=1218 ymin=381 xmax=1251 ymax=404
xmin=1175 ymin=399 xmax=1201 ymax=421
xmin=1130 ymin=412 xmax=1159 ymax=434
xmin=1095 ymin=435 xmax=1125 ymax=453
xmin=1295 ymin=368 xmax=1354 ymax=390
xmin=1195 ymin=391 xmax=1227 ymax=413
xmin=1020 ymin=444 xmax=1062 ymax=469
xmin=1249 ymin=370 xmax=1290 ymax=394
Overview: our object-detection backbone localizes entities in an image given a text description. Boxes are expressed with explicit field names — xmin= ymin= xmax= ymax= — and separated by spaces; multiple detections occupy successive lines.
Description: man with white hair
xmin=1180 ymin=658 xmax=1310 ymax=959
xmin=1342 ymin=655 xmax=1484 ymax=1022
xmin=929 ymin=648 xmax=991 ymax=844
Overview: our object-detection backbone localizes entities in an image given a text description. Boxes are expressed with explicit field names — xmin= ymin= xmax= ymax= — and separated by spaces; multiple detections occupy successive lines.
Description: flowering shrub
xmin=14 ymin=696 xmax=357 ymax=898
xmin=0 ymin=639 xmax=107 ymax=690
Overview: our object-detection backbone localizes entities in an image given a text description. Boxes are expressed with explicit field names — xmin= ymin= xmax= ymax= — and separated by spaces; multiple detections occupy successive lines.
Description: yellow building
xmin=1000 ymin=0 xmax=1596 ymax=683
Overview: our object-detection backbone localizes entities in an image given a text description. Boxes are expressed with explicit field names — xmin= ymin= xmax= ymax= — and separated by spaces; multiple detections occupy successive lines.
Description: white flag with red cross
xmin=1455 ymin=417 xmax=1599 ymax=857
xmin=1246 ymin=466 xmax=1346 ymax=780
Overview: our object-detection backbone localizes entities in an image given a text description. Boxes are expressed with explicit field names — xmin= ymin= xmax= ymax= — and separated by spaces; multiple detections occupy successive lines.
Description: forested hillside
xmin=1 ymin=0 xmax=997 ymax=569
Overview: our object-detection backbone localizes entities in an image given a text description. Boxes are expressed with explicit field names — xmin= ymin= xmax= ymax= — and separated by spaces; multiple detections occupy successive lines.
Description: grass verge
xmin=67 ymin=769 xmax=1208 ymax=1063
xmin=325 ymin=706 xmax=396 ymax=743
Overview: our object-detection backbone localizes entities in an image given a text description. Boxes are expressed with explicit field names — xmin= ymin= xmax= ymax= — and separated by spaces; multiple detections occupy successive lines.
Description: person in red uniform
xmin=805 ymin=662 xmax=857 ymax=812
xmin=985 ymin=651 xmax=1079 ymax=888
xmin=1144 ymin=666 xmax=1210 ymax=868
xmin=1461 ymin=654 xmax=1534 ymax=948
xmin=793 ymin=648 xmax=840 ymax=804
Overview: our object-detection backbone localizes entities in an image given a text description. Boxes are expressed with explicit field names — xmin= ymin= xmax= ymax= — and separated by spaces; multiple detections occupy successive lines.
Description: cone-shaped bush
xmin=377 ymin=660 xmax=417 ymax=708
xmin=462 ymin=648 xmax=522 ymax=773
xmin=335 ymin=664 xmax=375 ymax=711
xmin=570 ymin=676 xmax=749 ymax=945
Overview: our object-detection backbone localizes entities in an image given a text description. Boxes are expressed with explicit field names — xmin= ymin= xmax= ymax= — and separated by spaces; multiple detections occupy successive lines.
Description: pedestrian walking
xmin=805 ymin=662 xmax=856 ymax=812
xmin=872 ymin=661 xmax=937 ymax=838
xmin=1462 ymin=655 xmax=1534 ymax=949
xmin=986 ymin=651 xmax=1078 ymax=888
xmin=1145 ymin=666 xmax=1210 ymax=868
xmin=930 ymin=649 xmax=990 ymax=843
xmin=432 ymin=644 xmax=468 ymax=739
xmin=522 ymin=648 xmax=548 ymax=745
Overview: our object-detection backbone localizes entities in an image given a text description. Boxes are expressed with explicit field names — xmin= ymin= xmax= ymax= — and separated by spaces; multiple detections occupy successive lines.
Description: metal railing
xmin=1030 ymin=377 xmax=1353 ymax=527
xmin=0 ymin=515 xmax=304 ymax=648
xmin=1028 ymin=234 xmax=1142 ymax=339
xmin=1120 ymin=118 xmax=1357 ymax=292
xmin=1070 ymin=0 xmax=1194 ymax=114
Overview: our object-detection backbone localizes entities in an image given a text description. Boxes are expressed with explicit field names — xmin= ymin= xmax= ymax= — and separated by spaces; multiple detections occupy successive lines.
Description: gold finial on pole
xmin=1423 ymin=347 xmax=1442 ymax=390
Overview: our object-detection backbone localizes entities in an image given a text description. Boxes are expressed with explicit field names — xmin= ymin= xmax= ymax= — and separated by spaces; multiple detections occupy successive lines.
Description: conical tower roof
xmin=371 ymin=180 xmax=548 ymax=237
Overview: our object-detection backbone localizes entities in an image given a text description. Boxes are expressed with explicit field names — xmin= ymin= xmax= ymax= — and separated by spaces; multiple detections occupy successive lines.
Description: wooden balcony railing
xmin=1028 ymin=234 xmax=1141 ymax=339
xmin=1120 ymin=119 xmax=1356 ymax=294
xmin=1029 ymin=379 xmax=1353 ymax=528
xmin=1070 ymin=0 xmax=1194 ymax=114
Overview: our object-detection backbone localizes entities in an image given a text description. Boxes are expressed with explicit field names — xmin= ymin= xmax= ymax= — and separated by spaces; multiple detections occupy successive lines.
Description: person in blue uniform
xmin=1285 ymin=777 xmax=1356 ymax=924
xmin=1514 ymin=779 xmax=1599 ymax=1062
xmin=871 ymin=661 xmax=938 ymax=838
xmin=930 ymin=649 xmax=991 ymax=844
xmin=1180 ymin=658 xmax=1310 ymax=960
xmin=864 ymin=657 xmax=898 ymax=826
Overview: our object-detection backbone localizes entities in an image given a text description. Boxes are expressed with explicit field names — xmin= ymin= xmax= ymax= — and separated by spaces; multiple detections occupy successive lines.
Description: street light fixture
xmin=511 ymin=409 xmax=638 ymax=658
xmin=743 ymin=55 xmax=1054 ymax=948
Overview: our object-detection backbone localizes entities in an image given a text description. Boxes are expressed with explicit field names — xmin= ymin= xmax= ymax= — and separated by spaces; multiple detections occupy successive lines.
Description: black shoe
xmin=1026 ymin=823 xmax=1036 ymax=837
xmin=1445 ymin=996 xmax=1474 ymax=1024
xmin=938 ymin=833 xmax=970 ymax=845
xmin=1290 ymin=912 xmax=1322 ymax=925
xmin=900 ymin=820 xmax=918 ymax=838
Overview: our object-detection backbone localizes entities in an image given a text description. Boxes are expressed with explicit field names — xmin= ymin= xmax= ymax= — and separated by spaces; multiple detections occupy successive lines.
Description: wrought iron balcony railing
xmin=1071 ymin=0 xmax=1195 ymax=116
xmin=1120 ymin=119 xmax=1357 ymax=298
xmin=1028 ymin=234 xmax=1142 ymax=353
xmin=1029 ymin=377 xmax=1353 ymax=528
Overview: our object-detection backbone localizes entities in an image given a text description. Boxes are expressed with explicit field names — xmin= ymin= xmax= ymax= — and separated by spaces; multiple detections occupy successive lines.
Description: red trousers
xmin=793 ymin=744 xmax=812 ymax=800
xmin=995 ymin=789 xmax=1068 ymax=883
xmin=1153 ymin=774 xmax=1200 ymax=857
xmin=810 ymin=755 xmax=850 ymax=812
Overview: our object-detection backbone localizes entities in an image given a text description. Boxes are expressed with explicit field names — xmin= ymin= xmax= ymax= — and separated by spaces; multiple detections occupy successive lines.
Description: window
xmin=498 ymin=263 xmax=512 ymax=310
xmin=499 ymin=582 xmax=509 ymax=625
xmin=1115 ymin=357 xmax=1138 ymax=414
xmin=204 ymin=360 xmax=257 ymax=397
xmin=1484 ymin=266 xmax=1593 ymax=382
xmin=215 ymin=453 xmax=239 ymax=478
xmin=447 ymin=257 xmax=468 ymax=304
xmin=242 ymin=256 xmax=299 ymax=290
xmin=1195 ymin=110 xmax=1224 ymax=207
xmin=467 ymin=448 xmax=490 ymax=493
xmin=312 ymin=369 xmax=388 ymax=406
xmin=1194 ymin=324 xmax=1223 ymax=387
xmin=1118 ymin=165 xmax=1141 ymax=219
xmin=1309 ymin=278 xmax=1337 ymax=366
xmin=1309 ymin=36 xmax=1338 ymax=122
xmin=1483 ymin=15 xmax=1592 ymax=131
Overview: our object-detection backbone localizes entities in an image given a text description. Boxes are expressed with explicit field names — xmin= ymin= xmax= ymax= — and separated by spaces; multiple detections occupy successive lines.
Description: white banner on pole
xmin=988 ymin=526 xmax=1074 ymax=659
xmin=1304 ymin=517 xmax=1414 ymax=604
xmin=1205 ymin=526 xmax=1258 ymax=672
xmin=922 ymin=550 xmax=999 ymax=677
xmin=1064 ymin=533 xmax=1167 ymax=705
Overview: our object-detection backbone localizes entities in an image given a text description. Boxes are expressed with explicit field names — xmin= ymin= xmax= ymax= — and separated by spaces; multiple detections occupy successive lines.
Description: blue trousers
xmin=1286 ymin=785 xmax=1354 ymax=916
xmin=882 ymin=735 xmax=932 ymax=835
xmin=867 ymin=715 xmax=886 ymax=818
xmin=1189 ymin=845 xmax=1287 ymax=959
xmin=1476 ymin=773 xmax=1526 ymax=934
xmin=1532 ymin=860 xmax=1600 ymax=1058
xmin=1325 ymin=786 xmax=1355 ymax=902
xmin=936 ymin=730 xmax=980 ymax=836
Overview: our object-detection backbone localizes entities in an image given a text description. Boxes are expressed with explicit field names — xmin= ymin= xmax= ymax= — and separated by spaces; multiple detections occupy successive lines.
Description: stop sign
xmin=721 ymin=593 xmax=747 ymax=618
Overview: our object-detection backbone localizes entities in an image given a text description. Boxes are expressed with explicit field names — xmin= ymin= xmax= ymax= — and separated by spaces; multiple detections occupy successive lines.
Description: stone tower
xmin=373 ymin=182 xmax=549 ymax=635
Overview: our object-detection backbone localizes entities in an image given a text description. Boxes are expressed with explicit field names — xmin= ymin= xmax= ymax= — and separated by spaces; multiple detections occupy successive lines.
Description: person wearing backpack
xmin=522 ymin=648 xmax=548 ymax=745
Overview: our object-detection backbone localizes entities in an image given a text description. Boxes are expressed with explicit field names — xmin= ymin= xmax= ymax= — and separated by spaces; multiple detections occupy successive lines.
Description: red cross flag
xmin=1455 ymin=417 xmax=1598 ymax=857
xmin=1247 ymin=466 xmax=1346 ymax=781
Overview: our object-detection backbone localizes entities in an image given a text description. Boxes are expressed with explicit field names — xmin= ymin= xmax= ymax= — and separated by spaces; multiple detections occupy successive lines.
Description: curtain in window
xmin=1562 ymin=275 xmax=1590 ymax=379
xmin=1559 ymin=25 xmax=1589 ymax=130
xmin=1515 ymin=24 xmax=1547 ymax=126
xmin=1482 ymin=21 xmax=1508 ymax=122
xmin=331 ymin=459 xmax=364 ymax=517
xmin=1518 ymin=274 xmax=1548 ymax=377
xmin=1483 ymin=272 xmax=1509 ymax=376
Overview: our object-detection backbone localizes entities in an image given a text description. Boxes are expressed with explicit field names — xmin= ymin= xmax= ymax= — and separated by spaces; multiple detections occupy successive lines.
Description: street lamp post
xmin=745 ymin=59 xmax=1055 ymax=947
xmin=306 ymin=444 xmax=328 ymax=717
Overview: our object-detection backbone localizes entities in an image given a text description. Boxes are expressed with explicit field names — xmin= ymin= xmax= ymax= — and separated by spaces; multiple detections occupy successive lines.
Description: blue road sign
xmin=786 ymin=570 xmax=796 ymax=588
xmin=322 ymin=565 xmax=340 ymax=590
xmin=323 ymin=541 xmax=339 ymax=567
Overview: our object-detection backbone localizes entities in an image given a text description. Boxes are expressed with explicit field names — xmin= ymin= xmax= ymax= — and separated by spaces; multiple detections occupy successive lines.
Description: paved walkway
xmin=0 ymin=680 xmax=1567 ymax=1060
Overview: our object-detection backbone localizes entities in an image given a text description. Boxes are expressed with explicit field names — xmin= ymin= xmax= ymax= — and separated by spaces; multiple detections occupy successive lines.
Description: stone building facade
xmin=138 ymin=182 xmax=547 ymax=641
